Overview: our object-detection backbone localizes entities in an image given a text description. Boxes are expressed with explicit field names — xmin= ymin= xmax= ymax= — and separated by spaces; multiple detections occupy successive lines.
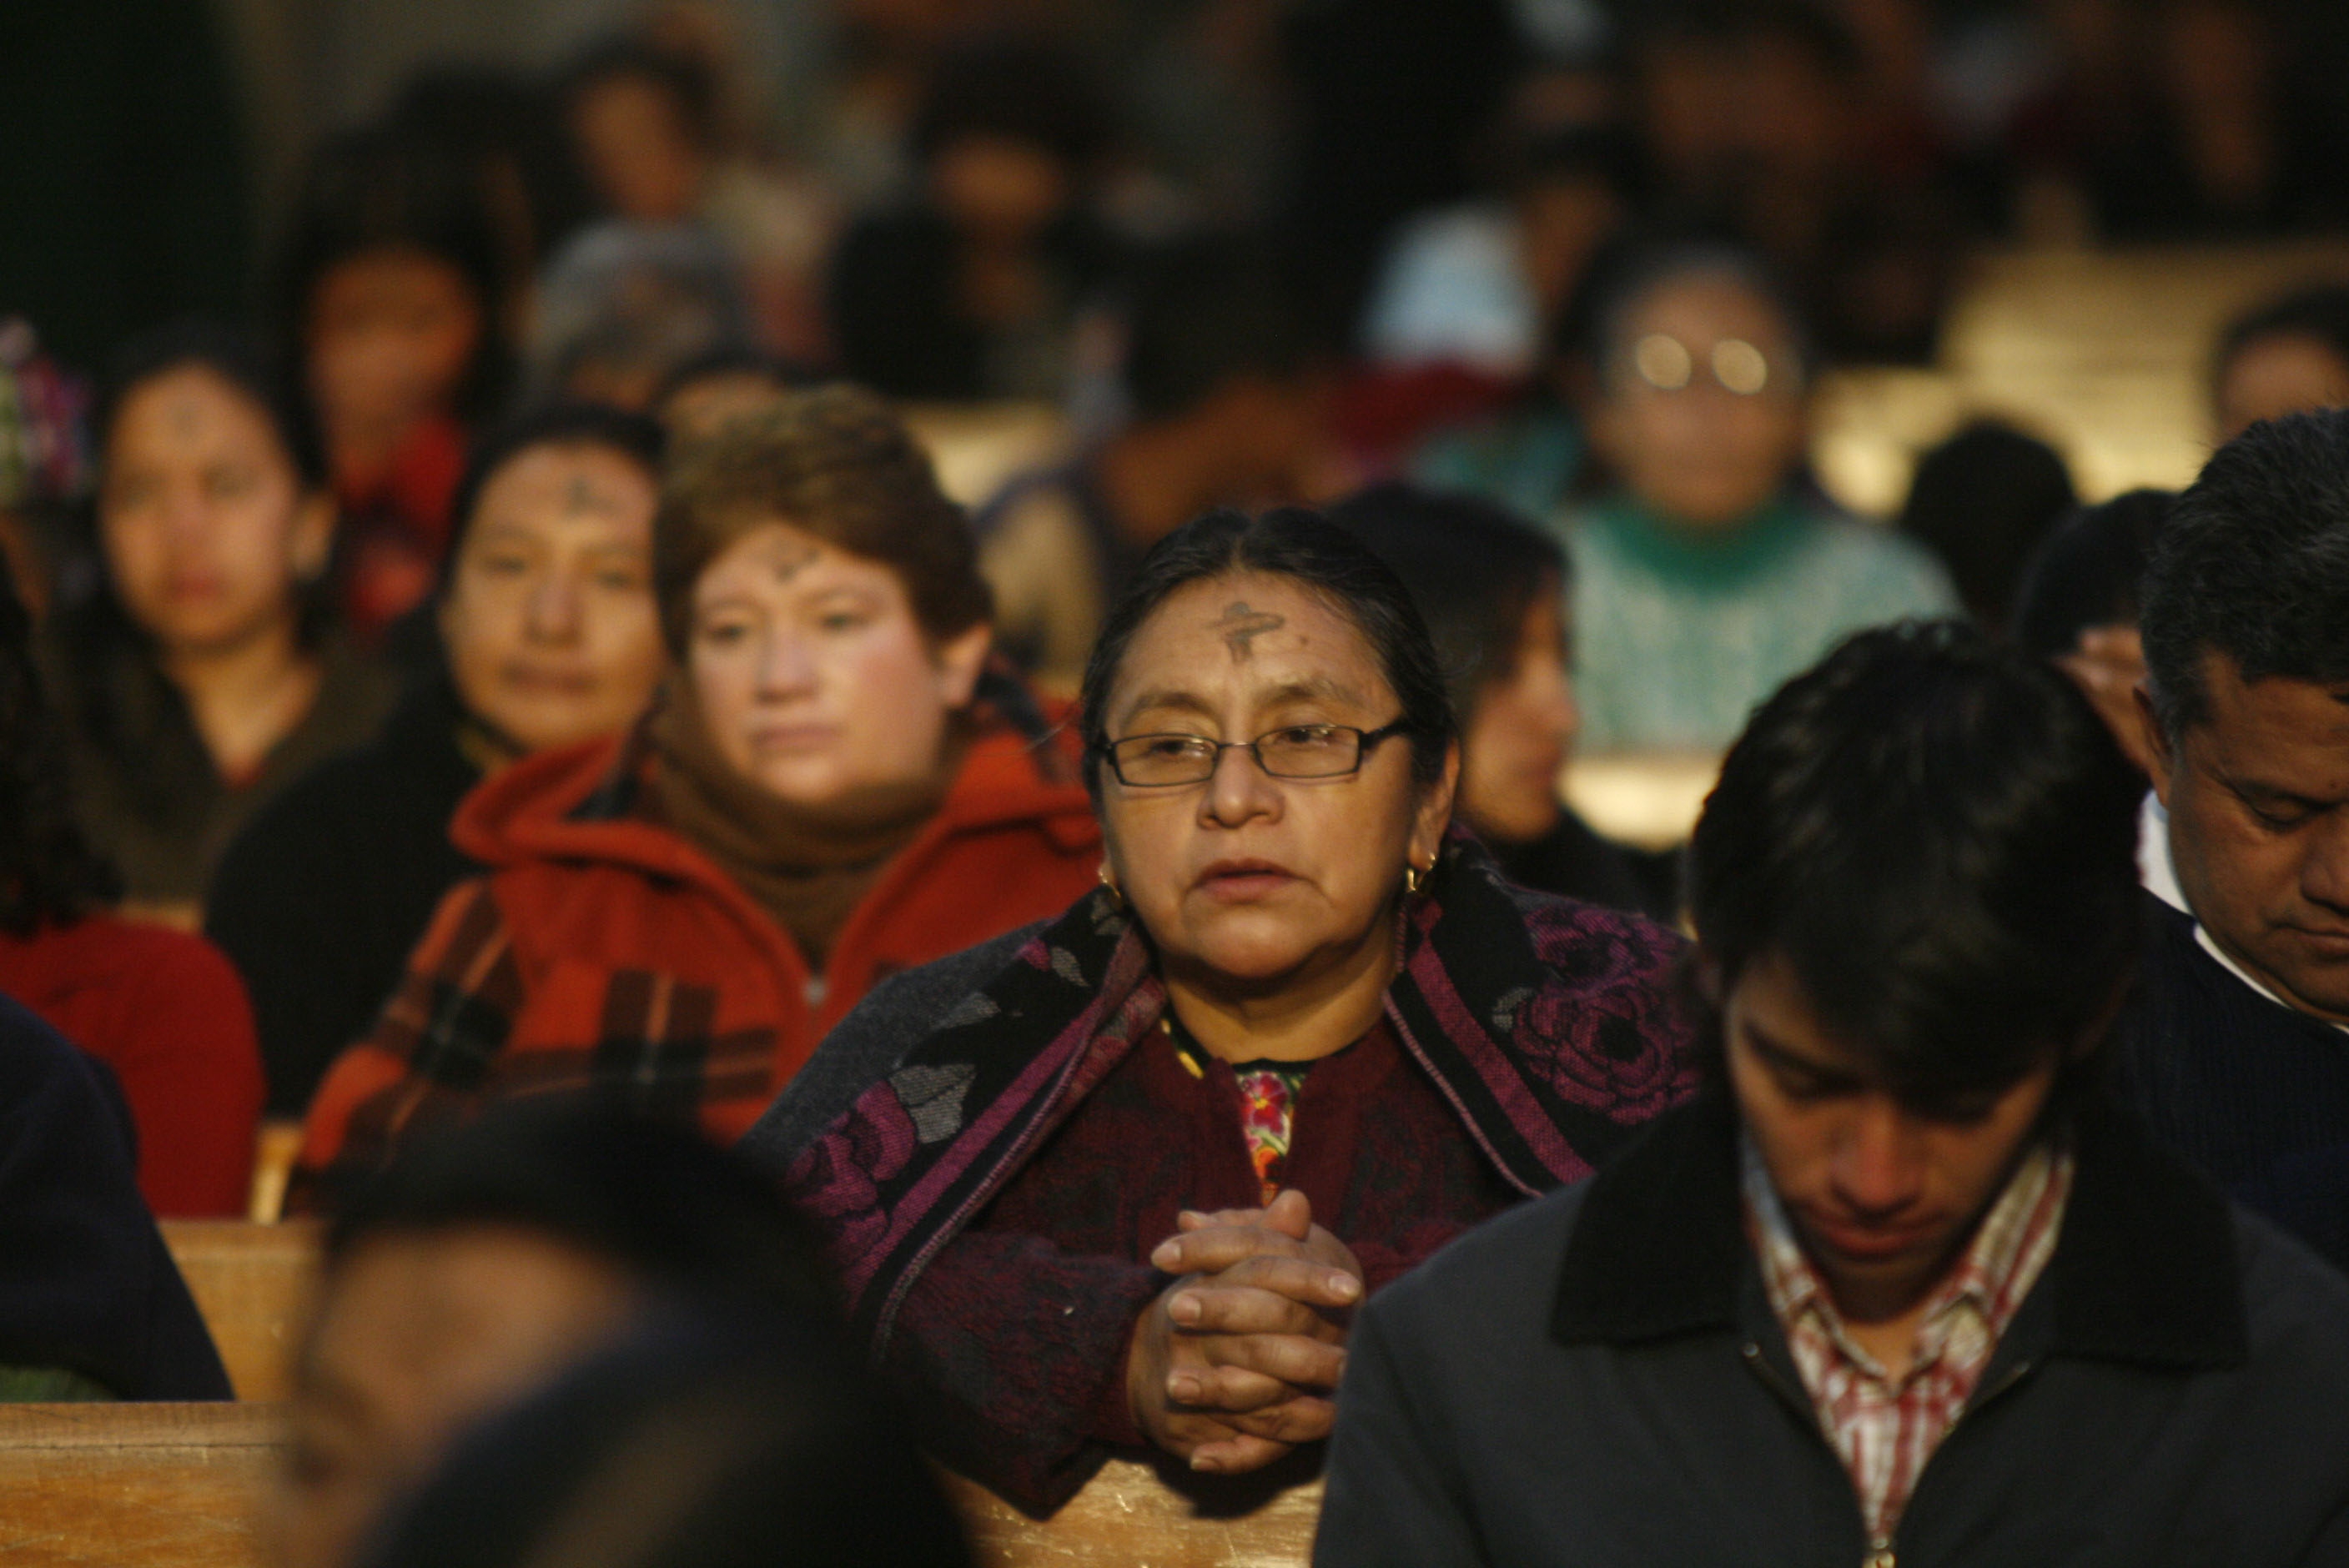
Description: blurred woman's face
xmin=687 ymin=521 xmax=988 ymax=812
xmin=100 ymin=364 xmax=329 ymax=658
xmin=307 ymin=248 xmax=483 ymax=444
xmin=928 ymin=134 xmax=1072 ymax=245
xmin=440 ymin=443 xmax=666 ymax=756
xmin=1458 ymin=591 xmax=1577 ymax=845
xmin=1591 ymin=271 xmax=1808 ymax=529
xmin=2214 ymin=330 xmax=2349 ymax=442
xmin=1097 ymin=572 xmax=1455 ymax=994
xmin=571 ymin=75 xmax=708 ymax=224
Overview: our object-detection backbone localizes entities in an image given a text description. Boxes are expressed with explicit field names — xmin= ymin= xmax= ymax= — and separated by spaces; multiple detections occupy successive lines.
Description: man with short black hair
xmin=1315 ymin=624 xmax=2349 ymax=1567
xmin=2121 ymin=409 xmax=2349 ymax=1274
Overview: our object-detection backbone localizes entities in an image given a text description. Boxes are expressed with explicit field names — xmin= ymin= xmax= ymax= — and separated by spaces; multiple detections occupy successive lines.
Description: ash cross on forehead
xmin=765 ymin=535 xmax=821 ymax=583
xmin=562 ymin=475 xmax=619 ymax=514
xmin=1212 ymin=601 xmax=1285 ymax=662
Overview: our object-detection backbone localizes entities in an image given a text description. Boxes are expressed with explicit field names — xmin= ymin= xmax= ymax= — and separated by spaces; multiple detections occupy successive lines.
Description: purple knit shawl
xmin=785 ymin=834 xmax=1698 ymax=1349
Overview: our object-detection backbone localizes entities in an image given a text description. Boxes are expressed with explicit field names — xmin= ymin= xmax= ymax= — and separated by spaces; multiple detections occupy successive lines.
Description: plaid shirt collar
xmin=1742 ymin=1131 xmax=2072 ymax=1544
xmin=1742 ymin=1131 xmax=2074 ymax=1385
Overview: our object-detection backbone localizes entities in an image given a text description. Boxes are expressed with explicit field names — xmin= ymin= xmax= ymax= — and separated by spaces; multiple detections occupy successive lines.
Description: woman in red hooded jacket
xmin=294 ymin=387 xmax=1099 ymax=1206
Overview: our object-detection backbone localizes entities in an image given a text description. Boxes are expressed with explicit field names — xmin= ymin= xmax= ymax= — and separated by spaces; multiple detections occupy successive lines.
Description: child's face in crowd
xmin=2214 ymin=331 xmax=2349 ymax=442
xmin=270 ymin=1226 xmax=638 ymax=1568
xmin=307 ymin=249 xmax=484 ymax=449
xmin=440 ymin=442 xmax=666 ymax=756
xmin=1592 ymin=271 xmax=1808 ymax=530
xmin=99 ymin=365 xmax=329 ymax=658
xmin=1722 ymin=952 xmax=2062 ymax=1325
xmin=687 ymin=520 xmax=989 ymax=812
xmin=1458 ymin=590 xmax=1578 ymax=845
xmin=571 ymin=73 xmax=708 ymax=225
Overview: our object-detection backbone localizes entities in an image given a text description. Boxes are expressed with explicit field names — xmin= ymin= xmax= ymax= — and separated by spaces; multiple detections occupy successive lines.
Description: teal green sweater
xmin=1559 ymin=495 xmax=1959 ymax=752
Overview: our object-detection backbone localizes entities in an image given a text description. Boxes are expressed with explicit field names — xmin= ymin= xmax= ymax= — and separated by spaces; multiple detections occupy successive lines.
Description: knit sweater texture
xmin=2115 ymin=898 xmax=2349 ymax=1274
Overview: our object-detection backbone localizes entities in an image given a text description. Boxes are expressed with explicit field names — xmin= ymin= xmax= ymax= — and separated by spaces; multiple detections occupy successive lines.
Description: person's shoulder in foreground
xmin=1318 ymin=621 xmax=2349 ymax=1567
xmin=2116 ymin=408 xmax=2349 ymax=1274
xmin=1322 ymin=1095 xmax=2349 ymax=1568
xmin=0 ymin=992 xmax=230 ymax=1399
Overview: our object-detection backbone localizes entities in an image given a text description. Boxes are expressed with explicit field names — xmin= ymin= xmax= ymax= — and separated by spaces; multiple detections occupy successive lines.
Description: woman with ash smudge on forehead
xmin=747 ymin=506 xmax=1700 ymax=1515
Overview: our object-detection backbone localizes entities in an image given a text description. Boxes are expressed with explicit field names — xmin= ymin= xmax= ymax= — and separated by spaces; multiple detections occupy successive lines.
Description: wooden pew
xmin=0 ymin=1404 xmax=1318 ymax=1568
xmin=0 ymin=1404 xmax=279 ymax=1567
xmin=956 ymin=1465 xmax=1320 ymax=1567
xmin=159 ymin=1221 xmax=321 ymax=1403
xmin=246 ymin=1121 xmax=304 ymax=1224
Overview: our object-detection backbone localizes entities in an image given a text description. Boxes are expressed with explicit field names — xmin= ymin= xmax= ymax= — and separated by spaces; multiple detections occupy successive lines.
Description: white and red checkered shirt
xmin=1742 ymin=1135 xmax=2073 ymax=1549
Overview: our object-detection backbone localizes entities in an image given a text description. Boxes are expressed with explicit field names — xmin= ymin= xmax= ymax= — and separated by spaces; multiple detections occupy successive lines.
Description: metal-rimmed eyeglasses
xmin=1098 ymin=720 xmax=1411 ymax=787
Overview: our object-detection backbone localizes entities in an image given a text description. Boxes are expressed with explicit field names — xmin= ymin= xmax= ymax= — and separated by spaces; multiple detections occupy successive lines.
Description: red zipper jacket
xmin=291 ymin=717 xmax=1099 ymax=1209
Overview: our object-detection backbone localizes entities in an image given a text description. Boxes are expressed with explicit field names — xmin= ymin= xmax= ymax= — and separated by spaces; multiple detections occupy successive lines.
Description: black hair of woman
xmin=1322 ymin=481 xmax=1567 ymax=720
xmin=93 ymin=319 xmax=325 ymax=489
xmin=2010 ymin=488 xmax=2176 ymax=660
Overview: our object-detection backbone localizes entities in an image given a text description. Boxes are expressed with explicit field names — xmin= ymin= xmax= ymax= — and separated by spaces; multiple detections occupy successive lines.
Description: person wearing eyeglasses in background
xmin=747 ymin=507 xmax=1697 ymax=1515
xmin=1557 ymin=242 xmax=1955 ymax=753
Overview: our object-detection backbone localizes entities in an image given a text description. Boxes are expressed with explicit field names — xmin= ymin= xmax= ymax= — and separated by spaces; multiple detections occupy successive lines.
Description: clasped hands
xmin=1124 ymin=1188 xmax=1366 ymax=1474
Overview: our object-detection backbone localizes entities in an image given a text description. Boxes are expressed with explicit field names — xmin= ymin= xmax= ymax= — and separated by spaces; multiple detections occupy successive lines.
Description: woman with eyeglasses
xmin=749 ymin=507 xmax=1696 ymax=1513
xmin=1564 ymin=242 xmax=1955 ymax=753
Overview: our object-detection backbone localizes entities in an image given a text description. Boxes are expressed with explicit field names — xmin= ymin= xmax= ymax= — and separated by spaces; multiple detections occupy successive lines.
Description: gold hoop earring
xmin=1404 ymin=863 xmax=1425 ymax=896
xmin=1098 ymin=862 xmax=1124 ymax=908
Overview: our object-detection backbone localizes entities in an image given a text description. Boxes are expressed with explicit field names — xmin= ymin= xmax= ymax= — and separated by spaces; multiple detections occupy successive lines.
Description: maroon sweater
xmin=885 ymin=1017 xmax=1517 ymax=1487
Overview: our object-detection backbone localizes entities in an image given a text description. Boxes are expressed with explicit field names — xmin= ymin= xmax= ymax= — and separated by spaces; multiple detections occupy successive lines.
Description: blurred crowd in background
xmin=17 ymin=0 xmax=2349 ymax=444
xmin=3 ymin=6 xmax=2349 ymax=1563
xmin=3 ymin=0 xmax=2348 ymax=1197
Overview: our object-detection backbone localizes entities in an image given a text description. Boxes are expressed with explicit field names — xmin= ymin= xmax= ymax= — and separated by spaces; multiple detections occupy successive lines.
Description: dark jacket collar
xmin=1552 ymin=1090 xmax=2248 ymax=1371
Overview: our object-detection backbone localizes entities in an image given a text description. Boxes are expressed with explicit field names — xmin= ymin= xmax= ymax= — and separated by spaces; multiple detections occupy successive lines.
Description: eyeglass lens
xmin=1629 ymin=333 xmax=1778 ymax=396
xmin=1112 ymin=726 xmax=1366 ymax=784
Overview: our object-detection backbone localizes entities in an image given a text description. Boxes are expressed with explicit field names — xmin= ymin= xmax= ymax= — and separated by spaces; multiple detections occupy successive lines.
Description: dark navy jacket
xmin=1316 ymin=1093 xmax=2349 ymax=1567
xmin=0 ymin=993 xmax=230 ymax=1397
xmin=2116 ymin=898 xmax=2349 ymax=1274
